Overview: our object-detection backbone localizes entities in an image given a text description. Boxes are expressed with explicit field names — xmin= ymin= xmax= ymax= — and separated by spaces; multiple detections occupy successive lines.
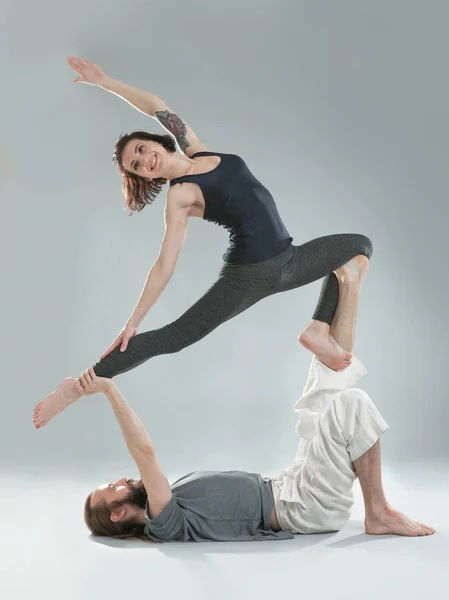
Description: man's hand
xmin=79 ymin=368 xmax=114 ymax=396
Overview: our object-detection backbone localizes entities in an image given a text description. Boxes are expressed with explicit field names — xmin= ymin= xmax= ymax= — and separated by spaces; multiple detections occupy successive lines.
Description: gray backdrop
xmin=2 ymin=0 xmax=448 ymax=477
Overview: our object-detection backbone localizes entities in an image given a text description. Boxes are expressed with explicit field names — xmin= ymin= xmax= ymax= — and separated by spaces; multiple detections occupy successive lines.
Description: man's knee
xmin=342 ymin=387 xmax=371 ymax=401
xmin=340 ymin=388 xmax=373 ymax=410
xmin=334 ymin=388 xmax=376 ymax=433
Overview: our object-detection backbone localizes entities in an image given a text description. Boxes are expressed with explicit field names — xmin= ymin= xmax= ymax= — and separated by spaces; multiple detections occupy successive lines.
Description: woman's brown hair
xmin=113 ymin=131 xmax=177 ymax=214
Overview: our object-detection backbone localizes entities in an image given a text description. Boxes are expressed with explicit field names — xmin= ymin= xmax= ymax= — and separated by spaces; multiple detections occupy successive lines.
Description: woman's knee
xmin=355 ymin=234 xmax=373 ymax=260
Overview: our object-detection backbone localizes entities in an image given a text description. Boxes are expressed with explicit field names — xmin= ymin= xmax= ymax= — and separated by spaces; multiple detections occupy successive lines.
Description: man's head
xmin=84 ymin=478 xmax=148 ymax=540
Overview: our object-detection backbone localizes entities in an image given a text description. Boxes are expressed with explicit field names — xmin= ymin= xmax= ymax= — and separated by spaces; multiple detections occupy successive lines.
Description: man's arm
xmin=104 ymin=382 xmax=172 ymax=518
xmin=79 ymin=370 xmax=172 ymax=518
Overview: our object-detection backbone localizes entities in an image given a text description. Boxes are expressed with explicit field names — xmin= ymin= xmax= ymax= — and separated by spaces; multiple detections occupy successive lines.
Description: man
xmin=81 ymin=256 xmax=434 ymax=542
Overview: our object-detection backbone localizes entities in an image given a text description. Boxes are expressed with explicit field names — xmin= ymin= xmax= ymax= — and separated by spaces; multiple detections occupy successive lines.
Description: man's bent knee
xmin=335 ymin=388 xmax=375 ymax=424
xmin=341 ymin=388 xmax=373 ymax=405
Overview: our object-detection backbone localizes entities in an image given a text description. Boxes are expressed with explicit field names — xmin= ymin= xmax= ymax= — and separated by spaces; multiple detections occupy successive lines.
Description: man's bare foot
xmin=334 ymin=254 xmax=369 ymax=284
xmin=33 ymin=378 xmax=84 ymax=429
xmin=299 ymin=322 xmax=352 ymax=371
xmin=365 ymin=506 xmax=435 ymax=537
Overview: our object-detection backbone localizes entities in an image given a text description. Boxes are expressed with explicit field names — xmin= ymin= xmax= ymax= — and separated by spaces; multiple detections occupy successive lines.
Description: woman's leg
xmin=282 ymin=233 xmax=373 ymax=317
xmin=299 ymin=254 xmax=370 ymax=367
xmin=93 ymin=273 xmax=267 ymax=378
xmin=33 ymin=268 xmax=272 ymax=428
xmin=281 ymin=233 xmax=373 ymax=369
xmin=313 ymin=234 xmax=372 ymax=324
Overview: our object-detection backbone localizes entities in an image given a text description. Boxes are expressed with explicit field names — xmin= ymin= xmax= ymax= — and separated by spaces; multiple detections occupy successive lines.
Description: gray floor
xmin=2 ymin=461 xmax=447 ymax=599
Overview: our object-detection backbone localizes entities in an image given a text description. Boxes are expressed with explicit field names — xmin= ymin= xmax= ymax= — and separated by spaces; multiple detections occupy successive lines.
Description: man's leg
xmin=353 ymin=440 xmax=435 ymax=536
xmin=320 ymin=260 xmax=435 ymax=536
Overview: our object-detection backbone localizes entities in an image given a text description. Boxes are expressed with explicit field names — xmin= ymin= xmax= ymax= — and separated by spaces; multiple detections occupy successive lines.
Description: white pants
xmin=270 ymin=351 xmax=389 ymax=534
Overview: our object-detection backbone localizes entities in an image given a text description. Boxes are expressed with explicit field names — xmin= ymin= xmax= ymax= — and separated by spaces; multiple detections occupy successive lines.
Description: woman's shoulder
xmin=167 ymin=181 xmax=198 ymax=208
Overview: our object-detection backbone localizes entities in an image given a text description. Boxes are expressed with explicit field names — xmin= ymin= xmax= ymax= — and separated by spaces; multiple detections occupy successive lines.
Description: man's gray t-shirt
xmin=144 ymin=470 xmax=294 ymax=542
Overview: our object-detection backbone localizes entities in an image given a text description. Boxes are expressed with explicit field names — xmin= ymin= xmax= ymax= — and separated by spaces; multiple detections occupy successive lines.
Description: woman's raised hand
xmin=67 ymin=56 xmax=106 ymax=85
xmin=100 ymin=323 xmax=138 ymax=360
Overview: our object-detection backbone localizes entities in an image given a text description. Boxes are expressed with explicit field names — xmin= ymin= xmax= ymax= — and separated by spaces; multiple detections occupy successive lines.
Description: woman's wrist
xmin=96 ymin=74 xmax=117 ymax=91
xmin=127 ymin=315 xmax=140 ymax=329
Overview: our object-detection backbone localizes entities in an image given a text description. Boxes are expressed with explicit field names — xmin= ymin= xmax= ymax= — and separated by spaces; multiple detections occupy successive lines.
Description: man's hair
xmin=84 ymin=492 xmax=151 ymax=542
xmin=112 ymin=131 xmax=177 ymax=214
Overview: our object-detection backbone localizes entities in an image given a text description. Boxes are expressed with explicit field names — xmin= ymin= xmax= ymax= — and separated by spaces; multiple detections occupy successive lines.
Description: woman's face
xmin=121 ymin=139 xmax=170 ymax=179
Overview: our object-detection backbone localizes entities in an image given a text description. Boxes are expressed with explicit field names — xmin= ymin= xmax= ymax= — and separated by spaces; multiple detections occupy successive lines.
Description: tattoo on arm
xmin=155 ymin=110 xmax=191 ymax=152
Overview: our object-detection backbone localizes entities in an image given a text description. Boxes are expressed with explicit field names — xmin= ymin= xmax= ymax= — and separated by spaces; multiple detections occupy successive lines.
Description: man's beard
xmin=124 ymin=479 xmax=148 ymax=510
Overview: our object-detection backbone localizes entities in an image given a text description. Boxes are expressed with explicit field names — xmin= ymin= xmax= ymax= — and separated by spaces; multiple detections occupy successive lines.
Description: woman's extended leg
xmin=33 ymin=265 xmax=275 ymax=428
xmin=92 ymin=269 xmax=270 ymax=378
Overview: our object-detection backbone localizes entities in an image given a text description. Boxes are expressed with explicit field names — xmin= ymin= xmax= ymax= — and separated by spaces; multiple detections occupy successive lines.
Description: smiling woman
xmin=112 ymin=131 xmax=177 ymax=213
xmin=33 ymin=56 xmax=374 ymax=429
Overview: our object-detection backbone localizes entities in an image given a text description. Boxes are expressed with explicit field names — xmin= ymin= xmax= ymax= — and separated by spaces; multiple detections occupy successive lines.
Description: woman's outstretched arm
xmin=127 ymin=191 xmax=190 ymax=329
xmin=67 ymin=56 xmax=208 ymax=156
xmin=100 ymin=185 xmax=194 ymax=359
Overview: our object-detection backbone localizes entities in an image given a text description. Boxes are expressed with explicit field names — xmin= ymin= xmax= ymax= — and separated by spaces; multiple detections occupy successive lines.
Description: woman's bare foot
xmin=299 ymin=321 xmax=352 ymax=371
xmin=33 ymin=378 xmax=84 ymax=429
xmin=365 ymin=506 xmax=435 ymax=537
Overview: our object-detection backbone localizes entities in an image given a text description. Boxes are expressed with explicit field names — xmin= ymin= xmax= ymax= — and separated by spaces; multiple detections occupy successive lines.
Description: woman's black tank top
xmin=169 ymin=152 xmax=292 ymax=264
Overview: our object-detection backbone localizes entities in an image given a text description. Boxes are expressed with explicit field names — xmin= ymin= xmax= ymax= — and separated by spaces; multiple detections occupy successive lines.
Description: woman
xmin=32 ymin=56 xmax=372 ymax=429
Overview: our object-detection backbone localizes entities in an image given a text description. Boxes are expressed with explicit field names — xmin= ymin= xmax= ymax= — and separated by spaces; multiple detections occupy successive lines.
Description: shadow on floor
xmin=90 ymin=529 xmax=337 ymax=555
xmin=90 ymin=518 xmax=444 ymax=567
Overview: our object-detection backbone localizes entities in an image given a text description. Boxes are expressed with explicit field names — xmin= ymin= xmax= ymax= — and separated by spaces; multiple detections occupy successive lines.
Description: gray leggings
xmin=94 ymin=233 xmax=373 ymax=378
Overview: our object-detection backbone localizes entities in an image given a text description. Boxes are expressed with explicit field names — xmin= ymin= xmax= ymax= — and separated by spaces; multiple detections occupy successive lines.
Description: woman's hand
xmin=67 ymin=56 xmax=106 ymax=85
xmin=79 ymin=368 xmax=113 ymax=396
xmin=100 ymin=323 xmax=138 ymax=359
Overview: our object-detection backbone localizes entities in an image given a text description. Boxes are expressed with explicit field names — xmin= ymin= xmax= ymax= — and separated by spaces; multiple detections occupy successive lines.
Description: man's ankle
xmin=365 ymin=500 xmax=390 ymax=519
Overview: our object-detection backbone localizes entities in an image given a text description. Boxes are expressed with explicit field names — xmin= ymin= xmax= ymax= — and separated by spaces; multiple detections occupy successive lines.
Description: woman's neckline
xmin=170 ymin=152 xmax=223 ymax=185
